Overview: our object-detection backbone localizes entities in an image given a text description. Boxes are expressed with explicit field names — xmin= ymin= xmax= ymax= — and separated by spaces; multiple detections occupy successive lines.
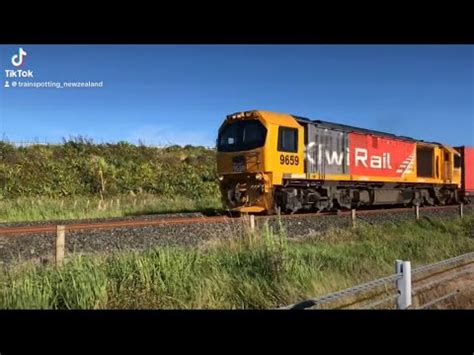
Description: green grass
xmin=0 ymin=213 xmax=473 ymax=309
xmin=0 ymin=194 xmax=223 ymax=223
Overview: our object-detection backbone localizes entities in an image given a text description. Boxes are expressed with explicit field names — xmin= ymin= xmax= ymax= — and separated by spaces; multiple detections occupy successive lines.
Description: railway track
xmin=0 ymin=215 xmax=231 ymax=236
xmin=0 ymin=204 xmax=468 ymax=237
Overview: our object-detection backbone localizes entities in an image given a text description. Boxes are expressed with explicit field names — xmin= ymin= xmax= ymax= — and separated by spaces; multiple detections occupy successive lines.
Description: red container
xmin=348 ymin=132 xmax=416 ymax=178
xmin=459 ymin=146 xmax=474 ymax=194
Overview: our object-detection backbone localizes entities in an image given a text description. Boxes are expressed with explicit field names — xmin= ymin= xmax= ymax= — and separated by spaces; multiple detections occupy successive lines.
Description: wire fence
xmin=418 ymin=284 xmax=474 ymax=309
xmin=280 ymin=252 xmax=474 ymax=310
xmin=280 ymin=272 xmax=403 ymax=310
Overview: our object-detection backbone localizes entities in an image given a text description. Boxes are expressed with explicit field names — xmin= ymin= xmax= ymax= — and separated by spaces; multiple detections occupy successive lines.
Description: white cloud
xmin=127 ymin=124 xmax=215 ymax=147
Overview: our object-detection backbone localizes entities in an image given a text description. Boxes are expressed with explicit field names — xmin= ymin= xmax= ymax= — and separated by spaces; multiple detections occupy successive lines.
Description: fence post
xmin=56 ymin=225 xmax=65 ymax=267
xmin=415 ymin=204 xmax=420 ymax=220
xmin=395 ymin=260 xmax=412 ymax=309
xmin=459 ymin=203 xmax=464 ymax=218
xmin=351 ymin=209 xmax=356 ymax=228
xmin=249 ymin=214 xmax=255 ymax=232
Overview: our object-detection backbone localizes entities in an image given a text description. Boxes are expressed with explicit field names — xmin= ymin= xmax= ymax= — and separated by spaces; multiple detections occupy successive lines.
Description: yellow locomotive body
xmin=216 ymin=110 xmax=462 ymax=214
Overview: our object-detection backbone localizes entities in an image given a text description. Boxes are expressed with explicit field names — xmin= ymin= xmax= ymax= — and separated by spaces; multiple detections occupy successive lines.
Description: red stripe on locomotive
xmin=348 ymin=133 xmax=416 ymax=177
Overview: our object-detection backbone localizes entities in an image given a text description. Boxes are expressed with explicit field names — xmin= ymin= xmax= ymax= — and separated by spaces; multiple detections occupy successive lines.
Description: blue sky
xmin=0 ymin=45 xmax=472 ymax=147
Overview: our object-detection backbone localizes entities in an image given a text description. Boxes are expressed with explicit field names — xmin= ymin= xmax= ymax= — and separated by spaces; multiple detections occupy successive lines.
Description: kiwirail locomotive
xmin=216 ymin=110 xmax=474 ymax=214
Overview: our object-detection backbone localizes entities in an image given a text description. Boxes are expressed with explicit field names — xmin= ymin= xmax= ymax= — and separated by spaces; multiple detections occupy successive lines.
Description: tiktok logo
xmin=11 ymin=48 xmax=27 ymax=67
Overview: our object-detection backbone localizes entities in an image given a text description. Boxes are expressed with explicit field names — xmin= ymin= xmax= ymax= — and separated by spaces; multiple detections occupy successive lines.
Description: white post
xmin=415 ymin=205 xmax=420 ymax=220
xmin=395 ymin=260 xmax=412 ymax=309
xmin=249 ymin=214 xmax=255 ymax=232
xmin=351 ymin=209 xmax=356 ymax=228
xmin=459 ymin=203 xmax=464 ymax=218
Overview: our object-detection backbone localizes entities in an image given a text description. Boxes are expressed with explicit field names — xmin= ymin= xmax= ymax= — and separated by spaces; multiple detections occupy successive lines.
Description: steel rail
xmin=0 ymin=204 xmax=469 ymax=237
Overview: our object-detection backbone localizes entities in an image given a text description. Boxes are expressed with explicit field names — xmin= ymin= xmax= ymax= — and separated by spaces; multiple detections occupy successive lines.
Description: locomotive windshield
xmin=217 ymin=120 xmax=267 ymax=152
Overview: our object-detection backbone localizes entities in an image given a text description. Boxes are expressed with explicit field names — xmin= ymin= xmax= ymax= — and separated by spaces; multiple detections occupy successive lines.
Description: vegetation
xmin=1 ymin=213 xmax=473 ymax=309
xmin=0 ymin=139 xmax=218 ymax=199
xmin=0 ymin=139 xmax=221 ymax=222
xmin=0 ymin=194 xmax=222 ymax=223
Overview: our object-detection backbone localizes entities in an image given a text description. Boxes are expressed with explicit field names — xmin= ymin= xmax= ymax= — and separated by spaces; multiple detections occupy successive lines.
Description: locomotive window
xmin=217 ymin=120 xmax=267 ymax=152
xmin=454 ymin=154 xmax=461 ymax=168
xmin=278 ymin=127 xmax=298 ymax=153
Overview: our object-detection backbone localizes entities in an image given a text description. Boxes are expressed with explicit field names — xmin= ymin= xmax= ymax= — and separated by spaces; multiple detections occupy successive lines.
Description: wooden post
xmin=351 ymin=209 xmax=356 ymax=228
xmin=56 ymin=225 xmax=65 ymax=267
xmin=415 ymin=204 xmax=420 ymax=220
xmin=249 ymin=214 xmax=255 ymax=232
xmin=459 ymin=203 xmax=464 ymax=218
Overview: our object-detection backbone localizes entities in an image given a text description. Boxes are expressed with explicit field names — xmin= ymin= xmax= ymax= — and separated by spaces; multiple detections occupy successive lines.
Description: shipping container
xmin=456 ymin=146 xmax=474 ymax=195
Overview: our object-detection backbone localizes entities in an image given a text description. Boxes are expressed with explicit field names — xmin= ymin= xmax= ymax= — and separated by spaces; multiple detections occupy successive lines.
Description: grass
xmin=0 ymin=194 xmax=223 ymax=223
xmin=0 ymin=213 xmax=473 ymax=309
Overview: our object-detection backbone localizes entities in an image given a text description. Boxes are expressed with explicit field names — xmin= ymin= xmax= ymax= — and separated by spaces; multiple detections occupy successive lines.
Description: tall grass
xmin=0 ymin=194 xmax=222 ymax=223
xmin=0 ymin=213 xmax=473 ymax=309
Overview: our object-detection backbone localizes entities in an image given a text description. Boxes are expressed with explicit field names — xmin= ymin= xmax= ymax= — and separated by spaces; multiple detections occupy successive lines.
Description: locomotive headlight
xmin=255 ymin=173 xmax=263 ymax=180
xmin=218 ymin=175 xmax=224 ymax=181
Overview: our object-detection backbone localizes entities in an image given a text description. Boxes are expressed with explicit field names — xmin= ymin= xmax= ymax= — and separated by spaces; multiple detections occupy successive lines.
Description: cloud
xmin=127 ymin=124 xmax=215 ymax=147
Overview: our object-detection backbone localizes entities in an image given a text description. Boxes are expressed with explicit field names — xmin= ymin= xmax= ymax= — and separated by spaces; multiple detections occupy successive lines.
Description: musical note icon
xmin=11 ymin=48 xmax=27 ymax=67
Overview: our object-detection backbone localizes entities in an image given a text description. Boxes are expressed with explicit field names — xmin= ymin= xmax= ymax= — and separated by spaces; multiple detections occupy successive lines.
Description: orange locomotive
xmin=216 ymin=110 xmax=473 ymax=214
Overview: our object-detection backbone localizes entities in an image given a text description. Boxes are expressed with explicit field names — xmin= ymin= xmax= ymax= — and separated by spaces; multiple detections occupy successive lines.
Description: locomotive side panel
xmin=305 ymin=125 xmax=349 ymax=177
xmin=348 ymin=132 xmax=416 ymax=179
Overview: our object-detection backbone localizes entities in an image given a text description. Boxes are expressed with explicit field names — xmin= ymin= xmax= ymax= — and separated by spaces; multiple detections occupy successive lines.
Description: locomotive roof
xmin=292 ymin=115 xmax=425 ymax=144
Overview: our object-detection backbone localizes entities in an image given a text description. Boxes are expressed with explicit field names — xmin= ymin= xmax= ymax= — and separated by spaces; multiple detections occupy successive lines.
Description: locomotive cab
xmin=216 ymin=110 xmax=304 ymax=213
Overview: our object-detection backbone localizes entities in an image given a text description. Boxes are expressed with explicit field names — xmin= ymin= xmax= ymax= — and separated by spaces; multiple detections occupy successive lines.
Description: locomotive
xmin=216 ymin=110 xmax=474 ymax=214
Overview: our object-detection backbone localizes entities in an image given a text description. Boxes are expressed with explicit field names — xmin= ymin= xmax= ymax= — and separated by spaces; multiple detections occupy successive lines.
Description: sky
xmin=0 ymin=45 xmax=473 ymax=147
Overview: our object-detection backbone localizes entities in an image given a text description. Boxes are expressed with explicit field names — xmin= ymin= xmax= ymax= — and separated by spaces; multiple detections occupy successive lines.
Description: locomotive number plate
xmin=280 ymin=154 xmax=300 ymax=166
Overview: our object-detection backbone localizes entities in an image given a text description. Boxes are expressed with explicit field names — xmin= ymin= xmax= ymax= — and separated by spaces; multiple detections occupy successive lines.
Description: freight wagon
xmin=216 ymin=110 xmax=473 ymax=214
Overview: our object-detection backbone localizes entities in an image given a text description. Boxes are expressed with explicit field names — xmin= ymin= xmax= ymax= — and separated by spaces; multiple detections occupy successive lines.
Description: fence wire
xmin=412 ymin=252 xmax=474 ymax=276
xmin=412 ymin=267 xmax=474 ymax=294
xmin=418 ymin=284 xmax=474 ymax=309
xmin=360 ymin=294 xmax=399 ymax=310
xmin=280 ymin=273 xmax=402 ymax=310
xmin=280 ymin=252 xmax=474 ymax=310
